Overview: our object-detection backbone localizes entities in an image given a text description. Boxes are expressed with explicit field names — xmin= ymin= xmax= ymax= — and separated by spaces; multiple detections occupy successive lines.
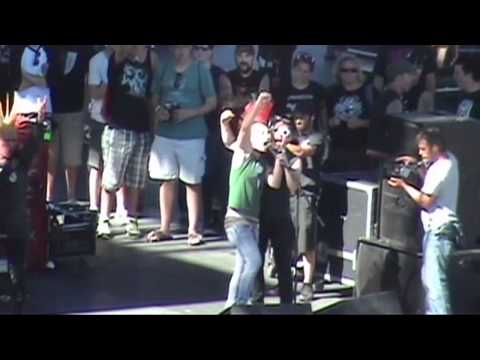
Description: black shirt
xmin=0 ymin=45 xmax=23 ymax=99
xmin=278 ymin=81 xmax=326 ymax=133
xmin=327 ymin=84 xmax=374 ymax=151
xmin=107 ymin=49 xmax=153 ymax=133
xmin=368 ymin=89 xmax=402 ymax=155
xmin=374 ymin=46 xmax=437 ymax=111
xmin=457 ymin=90 xmax=480 ymax=120
xmin=47 ymin=46 xmax=92 ymax=114
xmin=206 ymin=64 xmax=225 ymax=133
xmin=259 ymin=153 xmax=291 ymax=221
xmin=228 ymin=69 xmax=266 ymax=108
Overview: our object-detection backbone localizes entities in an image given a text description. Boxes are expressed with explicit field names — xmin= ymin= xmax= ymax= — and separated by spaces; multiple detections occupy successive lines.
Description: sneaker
xmin=113 ymin=212 xmax=128 ymax=226
xmin=97 ymin=219 xmax=112 ymax=239
xmin=126 ymin=218 xmax=141 ymax=238
xmin=300 ymin=283 xmax=314 ymax=303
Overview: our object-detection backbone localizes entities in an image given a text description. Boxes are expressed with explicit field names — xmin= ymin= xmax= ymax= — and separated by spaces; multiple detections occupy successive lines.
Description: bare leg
xmin=116 ymin=186 xmax=128 ymax=217
xmin=303 ymin=251 xmax=316 ymax=285
xmin=89 ymin=168 xmax=102 ymax=211
xmin=125 ymin=187 xmax=141 ymax=218
xmin=65 ymin=166 xmax=79 ymax=202
xmin=46 ymin=139 xmax=59 ymax=202
xmin=160 ymin=180 xmax=178 ymax=235
xmin=186 ymin=184 xmax=203 ymax=235
xmin=100 ymin=188 xmax=115 ymax=221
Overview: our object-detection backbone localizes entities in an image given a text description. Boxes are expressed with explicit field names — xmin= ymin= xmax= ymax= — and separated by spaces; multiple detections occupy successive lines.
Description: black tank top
xmin=108 ymin=48 xmax=152 ymax=132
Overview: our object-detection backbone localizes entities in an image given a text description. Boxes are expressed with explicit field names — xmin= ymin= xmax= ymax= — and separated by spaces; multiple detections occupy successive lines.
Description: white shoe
xmin=126 ymin=218 xmax=141 ymax=238
xmin=97 ymin=219 xmax=112 ymax=239
xmin=113 ymin=212 xmax=128 ymax=226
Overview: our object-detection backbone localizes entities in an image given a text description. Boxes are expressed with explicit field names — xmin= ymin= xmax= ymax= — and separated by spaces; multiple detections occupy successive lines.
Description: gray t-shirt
xmin=153 ymin=60 xmax=216 ymax=140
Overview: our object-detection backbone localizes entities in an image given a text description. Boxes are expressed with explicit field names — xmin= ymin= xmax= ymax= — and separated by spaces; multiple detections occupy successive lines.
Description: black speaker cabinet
xmin=318 ymin=172 xmax=379 ymax=285
xmin=370 ymin=113 xmax=480 ymax=249
xmin=379 ymin=179 xmax=423 ymax=254
xmin=356 ymin=238 xmax=425 ymax=314
xmin=448 ymin=250 xmax=480 ymax=314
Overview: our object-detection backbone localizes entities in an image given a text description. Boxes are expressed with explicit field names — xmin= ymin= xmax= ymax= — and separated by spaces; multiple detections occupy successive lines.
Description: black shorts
xmin=87 ymin=119 xmax=106 ymax=170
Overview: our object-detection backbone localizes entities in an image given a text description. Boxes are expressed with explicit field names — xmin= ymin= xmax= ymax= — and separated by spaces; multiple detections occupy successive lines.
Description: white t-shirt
xmin=21 ymin=45 xmax=48 ymax=77
xmin=88 ymin=50 xmax=109 ymax=123
xmin=20 ymin=45 xmax=51 ymax=113
xmin=421 ymin=151 xmax=459 ymax=232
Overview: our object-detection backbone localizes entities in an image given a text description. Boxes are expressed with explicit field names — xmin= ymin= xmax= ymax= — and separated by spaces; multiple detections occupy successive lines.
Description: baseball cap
xmin=235 ymin=45 xmax=255 ymax=56
xmin=386 ymin=60 xmax=418 ymax=83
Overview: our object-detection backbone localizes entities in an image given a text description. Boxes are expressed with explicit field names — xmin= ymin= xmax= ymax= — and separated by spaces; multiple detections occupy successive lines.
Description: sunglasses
xmin=193 ymin=46 xmax=213 ymax=52
xmin=174 ymin=72 xmax=184 ymax=90
xmin=294 ymin=52 xmax=316 ymax=66
xmin=340 ymin=68 xmax=359 ymax=74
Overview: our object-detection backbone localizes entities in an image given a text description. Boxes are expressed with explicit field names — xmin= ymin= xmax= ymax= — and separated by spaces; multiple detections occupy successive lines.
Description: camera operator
xmin=388 ymin=128 xmax=460 ymax=315
xmin=148 ymin=45 xmax=217 ymax=246
xmin=0 ymin=94 xmax=48 ymax=307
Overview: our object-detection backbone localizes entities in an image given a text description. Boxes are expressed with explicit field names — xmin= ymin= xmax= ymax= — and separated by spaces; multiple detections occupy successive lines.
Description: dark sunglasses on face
xmin=193 ymin=46 xmax=213 ymax=52
xmin=294 ymin=52 xmax=316 ymax=66
xmin=340 ymin=68 xmax=359 ymax=74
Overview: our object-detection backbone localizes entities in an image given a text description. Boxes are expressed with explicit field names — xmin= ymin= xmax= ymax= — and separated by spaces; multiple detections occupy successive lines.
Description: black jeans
xmin=253 ymin=216 xmax=295 ymax=304
xmin=203 ymin=132 xmax=231 ymax=226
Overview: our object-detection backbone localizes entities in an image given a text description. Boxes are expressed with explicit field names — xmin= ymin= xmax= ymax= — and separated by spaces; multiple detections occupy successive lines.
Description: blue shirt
xmin=153 ymin=60 xmax=216 ymax=140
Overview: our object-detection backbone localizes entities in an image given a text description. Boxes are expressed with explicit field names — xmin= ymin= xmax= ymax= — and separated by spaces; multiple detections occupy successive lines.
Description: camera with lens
xmin=384 ymin=160 xmax=423 ymax=188
xmin=162 ymin=102 xmax=180 ymax=121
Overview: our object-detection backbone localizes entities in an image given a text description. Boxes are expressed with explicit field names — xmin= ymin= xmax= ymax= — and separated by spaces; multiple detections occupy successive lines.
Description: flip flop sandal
xmin=146 ymin=230 xmax=173 ymax=243
xmin=188 ymin=233 xmax=205 ymax=247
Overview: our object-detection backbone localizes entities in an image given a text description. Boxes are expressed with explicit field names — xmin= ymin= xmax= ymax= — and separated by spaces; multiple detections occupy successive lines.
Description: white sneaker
xmin=97 ymin=219 xmax=112 ymax=239
xmin=126 ymin=218 xmax=141 ymax=238
xmin=113 ymin=212 xmax=128 ymax=226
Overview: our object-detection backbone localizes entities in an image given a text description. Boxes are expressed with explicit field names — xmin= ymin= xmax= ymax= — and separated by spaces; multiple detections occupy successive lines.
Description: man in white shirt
xmin=389 ymin=128 xmax=460 ymax=315
xmin=87 ymin=45 xmax=126 ymax=219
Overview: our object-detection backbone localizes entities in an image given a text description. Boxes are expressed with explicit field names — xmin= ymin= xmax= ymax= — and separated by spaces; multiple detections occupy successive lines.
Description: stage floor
xmin=0 ymin=214 xmax=351 ymax=315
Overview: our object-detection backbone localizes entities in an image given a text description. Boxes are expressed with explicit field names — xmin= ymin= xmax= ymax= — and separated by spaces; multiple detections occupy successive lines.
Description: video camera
xmin=384 ymin=159 xmax=424 ymax=188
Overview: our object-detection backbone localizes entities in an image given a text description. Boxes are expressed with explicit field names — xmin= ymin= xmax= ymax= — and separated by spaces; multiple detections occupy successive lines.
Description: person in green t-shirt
xmin=220 ymin=92 xmax=297 ymax=308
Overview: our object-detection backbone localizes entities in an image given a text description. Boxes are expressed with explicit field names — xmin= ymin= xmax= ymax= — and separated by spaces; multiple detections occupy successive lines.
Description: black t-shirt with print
xmin=278 ymin=81 xmax=326 ymax=131
xmin=107 ymin=50 xmax=153 ymax=133
xmin=457 ymin=90 xmax=480 ymax=120
xmin=368 ymin=89 xmax=402 ymax=155
xmin=374 ymin=46 xmax=437 ymax=111
xmin=327 ymin=84 xmax=374 ymax=151
xmin=47 ymin=45 xmax=92 ymax=114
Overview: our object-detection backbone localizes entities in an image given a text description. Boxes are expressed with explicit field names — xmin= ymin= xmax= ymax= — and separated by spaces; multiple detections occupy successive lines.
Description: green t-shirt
xmin=228 ymin=147 xmax=266 ymax=219
xmin=153 ymin=60 xmax=216 ymax=140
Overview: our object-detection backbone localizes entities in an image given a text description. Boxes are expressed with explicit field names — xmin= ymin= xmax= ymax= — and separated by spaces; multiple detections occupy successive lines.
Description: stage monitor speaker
xmin=369 ymin=113 xmax=480 ymax=249
xmin=379 ymin=179 xmax=423 ymax=254
xmin=448 ymin=250 xmax=480 ymax=314
xmin=316 ymin=291 xmax=403 ymax=315
xmin=222 ymin=304 xmax=312 ymax=315
xmin=356 ymin=238 xmax=425 ymax=314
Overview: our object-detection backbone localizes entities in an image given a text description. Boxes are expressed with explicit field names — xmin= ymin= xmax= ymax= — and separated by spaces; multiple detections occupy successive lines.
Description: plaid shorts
xmin=102 ymin=126 xmax=152 ymax=191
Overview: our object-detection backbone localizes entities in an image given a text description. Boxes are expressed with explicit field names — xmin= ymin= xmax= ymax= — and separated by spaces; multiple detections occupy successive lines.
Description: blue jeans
xmin=226 ymin=223 xmax=262 ymax=308
xmin=422 ymin=230 xmax=456 ymax=315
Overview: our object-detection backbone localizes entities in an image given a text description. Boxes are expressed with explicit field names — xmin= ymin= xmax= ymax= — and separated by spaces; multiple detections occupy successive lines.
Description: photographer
xmin=0 ymin=93 xmax=47 ymax=307
xmin=388 ymin=128 xmax=460 ymax=315
xmin=148 ymin=45 xmax=217 ymax=246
